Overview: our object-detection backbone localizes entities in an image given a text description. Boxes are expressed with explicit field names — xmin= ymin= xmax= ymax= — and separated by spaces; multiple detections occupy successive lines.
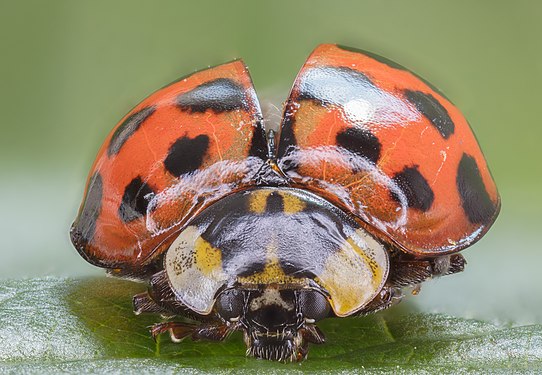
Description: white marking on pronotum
xmin=250 ymin=289 xmax=294 ymax=311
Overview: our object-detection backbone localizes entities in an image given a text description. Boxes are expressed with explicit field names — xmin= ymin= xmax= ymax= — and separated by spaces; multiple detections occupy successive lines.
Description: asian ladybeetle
xmin=70 ymin=44 xmax=500 ymax=362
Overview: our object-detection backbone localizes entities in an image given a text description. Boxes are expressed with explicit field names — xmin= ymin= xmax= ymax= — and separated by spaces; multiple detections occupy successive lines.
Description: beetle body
xmin=71 ymin=44 xmax=500 ymax=361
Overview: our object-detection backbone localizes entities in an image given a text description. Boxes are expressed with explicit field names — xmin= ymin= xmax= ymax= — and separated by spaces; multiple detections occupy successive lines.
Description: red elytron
xmin=277 ymin=44 xmax=499 ymax=255
xmin=71 ymin=61 xmax=268 ymax=269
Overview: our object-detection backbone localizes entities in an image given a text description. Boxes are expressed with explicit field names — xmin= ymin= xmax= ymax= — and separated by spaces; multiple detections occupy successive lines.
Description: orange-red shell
xmin=276 ymin=44 xmax=500 ymax=255
xmin=71 ymin=44 xmax=500 ymax=271
xmin=71 ymin=61 xmax=267 ymax=268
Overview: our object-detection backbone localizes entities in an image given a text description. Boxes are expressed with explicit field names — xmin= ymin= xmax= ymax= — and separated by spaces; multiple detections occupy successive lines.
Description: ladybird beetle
xmin=71 ymin=44 xmax=500 ymax=362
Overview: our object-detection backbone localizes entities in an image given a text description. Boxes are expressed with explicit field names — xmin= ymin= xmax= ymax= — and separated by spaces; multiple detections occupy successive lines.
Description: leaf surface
xmin=0 ymin=278 xmax=540 ymax=374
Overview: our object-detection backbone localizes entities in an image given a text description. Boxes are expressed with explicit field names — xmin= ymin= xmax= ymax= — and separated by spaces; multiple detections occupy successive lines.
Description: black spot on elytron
xmin=118 ymin=176 xmax=156 ymax=223
xmin=336 ymin=45 xmax=451 ymax=102
xmin=248 ymin=119 xmax=268 ymax=160
xmin=70 ymin=172 xmax=103 ymax=249
xmin=176 ymin=78 xmax=247 ymax=113
xmin=278 ymin=104 xmax=297 ymax=155
xmin=404 ymin=90 xmax=455 ymax=139
xmin=391 ymin=166 xmax=434 ymax=212
xmin=164 ymin=135 xmax=210 ymax=177
xmin=456 ymin=153 xmax=496 ymax=224
xmin=107 ymin=106 xmax=156 ymax=156
xmin=297 ymin=66 xmax=376 ymax=106
xmin=343 ymin=45 xmax=451 ymax=102
xmin=337 ymin=45 xmax=407 ymax=70
xmin=336 ymin=127 xmax=381 ymax=165
xmin=265 ymin=191 xmax=284 ymax=213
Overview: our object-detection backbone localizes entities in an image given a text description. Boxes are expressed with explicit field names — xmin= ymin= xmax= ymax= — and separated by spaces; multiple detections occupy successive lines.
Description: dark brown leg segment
xmin=355 ymin=286 xmax=404 ymax=316
xmin=301 ymin=325 xmax=326 ymax=344
xmin=389 ymin=259 xmax=433 ymax=287
xmin=192 ymin=323 xmax=234 ymax=341
xmin=389 ymin=253 xmax=466 ymax=288
xmin=136 ymin=269 xmax=232 ymax=346
xmin=132 ymin=270 xmax=211 ymax=322
xmin=150 ymin=321 xmax=198 ymax=342
xmin=431 ymin=253 xmax=466 ymax=276
xmin=133 ymin=291 xmax=171 ymax=315
xmin=151 ymin=321 xmax=235 ymax=343
xmin=356 ymin=253 xmax=467 ymax=316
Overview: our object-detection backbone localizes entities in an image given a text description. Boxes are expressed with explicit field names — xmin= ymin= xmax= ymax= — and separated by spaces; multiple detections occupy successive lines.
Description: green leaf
xmin=0 ymin=278 xmax=540 ymax=374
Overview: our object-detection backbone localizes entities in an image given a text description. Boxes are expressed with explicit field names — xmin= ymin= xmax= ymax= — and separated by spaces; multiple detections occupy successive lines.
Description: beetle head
xmin=215 ymin=287 xmax=329 ymax=362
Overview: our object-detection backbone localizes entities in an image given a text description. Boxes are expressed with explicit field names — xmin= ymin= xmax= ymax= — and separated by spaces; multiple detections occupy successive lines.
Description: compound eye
xmin=215 ymin=289 xmax=244 ymax=321
xmin=298 ymin=289 xmax=330 ymax=322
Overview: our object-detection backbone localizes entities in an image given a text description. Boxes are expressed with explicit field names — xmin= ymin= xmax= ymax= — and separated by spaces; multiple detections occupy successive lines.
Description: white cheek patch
xmin=315 ymin=227 xmax=389 ymax=317
xmin=249 ymin=289 xmax=294 ymax=311
xmin=165 ymin=225 xmax=228 ymax=315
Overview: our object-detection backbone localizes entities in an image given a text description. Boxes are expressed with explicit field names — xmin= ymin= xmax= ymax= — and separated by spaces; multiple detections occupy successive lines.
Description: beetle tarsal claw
xmin=301 ymin=324 xmax=326 ymax=344
xmin=149 ymin=322 xmax=197 ymax=343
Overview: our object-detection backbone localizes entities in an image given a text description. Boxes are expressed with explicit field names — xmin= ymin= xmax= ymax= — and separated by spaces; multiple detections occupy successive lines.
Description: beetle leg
xmin=355 ymin=286 xmax=403 ymax=316
xmin=133 ymin=291 xmax=171 ymax=315
xmin=430 ymin=253 xmax=466 ymax=276
xmin=192 ymin=323 xmax=235 ymax=342
xmin=295 ymin=325 xmax=326 ymax=361
xmin=300 ymin=324 xmax=326 ymax=344
xmin=150 ymin=321 xmax=198 ymax=343
xmin=390 ymin=253 xmax=466 ymax=288
xmin=151 ymin=321 xmax=235 ymax=343
xmin=389 ymin=259 xmax=433 ymax=287
xmin=146 ymin=271 xmax=210 ymax=321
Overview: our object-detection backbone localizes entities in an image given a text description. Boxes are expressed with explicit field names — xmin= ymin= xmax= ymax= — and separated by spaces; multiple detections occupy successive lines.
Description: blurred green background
xmin=0 ymin=0 xmax=540 ymax=326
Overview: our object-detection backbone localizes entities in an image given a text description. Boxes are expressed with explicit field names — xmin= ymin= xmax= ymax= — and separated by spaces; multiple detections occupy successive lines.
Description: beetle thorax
xmin=164 ymin=187 xmax=389 ymax=317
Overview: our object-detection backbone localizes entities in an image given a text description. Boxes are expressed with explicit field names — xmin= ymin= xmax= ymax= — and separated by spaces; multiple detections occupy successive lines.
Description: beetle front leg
xmin=133 ymin=291 xmax=172 ymax=315
xmin=151 ymin=321 xmax=235 ymax=343
xmin=355 ymin=286 xmax=403 ymax=316
xmin=192 ymin=323 xmax=235 ymax=341
xmin=151 ymin=321 xmax=197 ymax=342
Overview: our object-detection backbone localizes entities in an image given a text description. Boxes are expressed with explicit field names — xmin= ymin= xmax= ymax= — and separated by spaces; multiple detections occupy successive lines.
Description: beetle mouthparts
xmin=244 ymin=329 xmax=306 ymax=362
xmin=248 ymin=338 xmax=297 ymax=362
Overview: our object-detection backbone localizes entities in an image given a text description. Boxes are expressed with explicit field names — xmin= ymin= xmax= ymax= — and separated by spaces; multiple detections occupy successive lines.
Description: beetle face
xmin=215 ymin=288 xmax=330 ymax=361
